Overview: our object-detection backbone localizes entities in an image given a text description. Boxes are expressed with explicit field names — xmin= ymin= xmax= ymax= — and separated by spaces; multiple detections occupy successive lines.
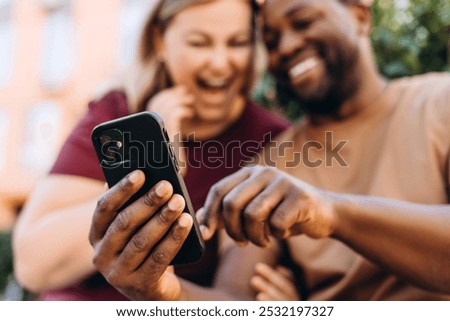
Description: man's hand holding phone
xmin=89 ymin=170 xmax=192 ymax=300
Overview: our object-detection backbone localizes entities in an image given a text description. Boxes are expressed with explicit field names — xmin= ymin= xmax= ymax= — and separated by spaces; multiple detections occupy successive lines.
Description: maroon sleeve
xmin=50 ymin=91 xmax=129 ymax=181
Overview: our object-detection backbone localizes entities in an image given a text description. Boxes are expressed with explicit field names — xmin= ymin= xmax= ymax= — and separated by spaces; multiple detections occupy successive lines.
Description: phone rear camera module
xmin=98 ymin=129 xmax=125 ymax=165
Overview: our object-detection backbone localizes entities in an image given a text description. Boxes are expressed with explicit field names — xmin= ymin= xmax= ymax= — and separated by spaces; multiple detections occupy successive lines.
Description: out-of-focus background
xmin=0 ymin=0 xmax=449 ymax=300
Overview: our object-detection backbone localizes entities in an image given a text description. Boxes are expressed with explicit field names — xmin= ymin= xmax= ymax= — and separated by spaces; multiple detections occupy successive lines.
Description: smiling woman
xmin=144 ymin=0 xmax=254 ymax=139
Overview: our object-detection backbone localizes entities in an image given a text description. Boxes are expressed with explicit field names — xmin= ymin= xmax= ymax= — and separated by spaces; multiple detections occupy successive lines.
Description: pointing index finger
xmin=200 ymin=167 xmax=252 ymax=239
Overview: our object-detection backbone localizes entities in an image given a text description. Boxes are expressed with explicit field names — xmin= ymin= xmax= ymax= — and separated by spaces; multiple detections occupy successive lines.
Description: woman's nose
xmin=208 ymin=45 xmax=232 ymax=72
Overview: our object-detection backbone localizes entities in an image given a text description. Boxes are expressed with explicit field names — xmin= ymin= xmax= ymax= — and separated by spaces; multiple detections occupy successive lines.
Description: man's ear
xmin=349 ymin=4 xmax=372 ymax=36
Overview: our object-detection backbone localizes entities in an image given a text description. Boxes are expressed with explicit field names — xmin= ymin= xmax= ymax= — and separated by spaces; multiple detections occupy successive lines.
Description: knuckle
xmin=261 ymin=166 xmax=276 ymax=178
xmin=115 ymin=210 xmax=131 ymax=231
xmin=152 ymin=249 xmax=170 ymax=265
xmin=222 ymin=195 xmax=239 ymax=214
xmin=210 ymin=184 xmax=224 ymax=198
xmin=105 ymin=270 xmax=123 ymax=287
xmin=270 ymin=212 xmax=289 ymax=233
xmin=243 ymin=206 xmax=259 ymax=223
xmin=143 ymin=191 xmax=158 ymax=208
xmin=224 ymin=225 xmax=239 ymax=241
xmin=171 ymin=225 xmax=187 ymax=244
xmin=157 ymin=208 xmax=172 ymax=225
xmin=131 ymin=232 xmax=150 ymax=252
xmin=91 ymin=251 xmax=101 ymax=268
xmin=273 ymin=175 xmax=289 ymax=188
xmin=96 ymin=194 xmax=112 ymax=214
xmin=245 ymin=199 xmax=266 ymax=217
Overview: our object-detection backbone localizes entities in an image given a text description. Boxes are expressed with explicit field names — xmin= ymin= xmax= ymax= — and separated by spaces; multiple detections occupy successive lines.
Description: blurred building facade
xmin=0 ymin=0 xmax=154 ymax=230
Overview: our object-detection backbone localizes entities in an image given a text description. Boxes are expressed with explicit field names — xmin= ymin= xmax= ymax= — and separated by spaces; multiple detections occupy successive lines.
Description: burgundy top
xmin=42 ymin=90 xmax=290 ymax=300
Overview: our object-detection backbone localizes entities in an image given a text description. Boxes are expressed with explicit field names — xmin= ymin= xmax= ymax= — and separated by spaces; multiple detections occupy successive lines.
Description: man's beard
xmin=276 ymin=46 xmax=361 ymax=118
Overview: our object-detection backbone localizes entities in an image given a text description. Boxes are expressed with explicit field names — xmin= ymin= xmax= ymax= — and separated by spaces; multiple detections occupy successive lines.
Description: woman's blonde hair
xmin=122 ymin=0 xmax=262 ymax=112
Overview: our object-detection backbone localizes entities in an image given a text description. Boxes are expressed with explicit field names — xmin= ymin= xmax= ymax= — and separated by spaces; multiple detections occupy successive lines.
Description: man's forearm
xmin=332 ymin=193 xmax=450 ymax=293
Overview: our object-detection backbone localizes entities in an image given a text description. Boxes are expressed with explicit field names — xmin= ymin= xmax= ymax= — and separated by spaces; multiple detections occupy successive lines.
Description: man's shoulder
xmin=391 ymin=73 xmax=450 ymax=136
xmin=391 ymin=72 xmax=449 ymax=112
xmin=393 ymin=72 xmax=450 ymax=95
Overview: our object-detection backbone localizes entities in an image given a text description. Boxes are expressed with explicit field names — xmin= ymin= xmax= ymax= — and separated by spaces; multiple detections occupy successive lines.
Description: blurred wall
xmin=0 ymin=0 xmax=154 ymax=230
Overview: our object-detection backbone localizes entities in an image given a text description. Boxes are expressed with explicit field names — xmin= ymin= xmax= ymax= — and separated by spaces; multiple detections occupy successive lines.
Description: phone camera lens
xmin=99 ymin=134 xmax=112 ymax=145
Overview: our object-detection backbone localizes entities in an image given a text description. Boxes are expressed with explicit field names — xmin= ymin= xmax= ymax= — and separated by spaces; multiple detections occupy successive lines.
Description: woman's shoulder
xmin=87 ymin=90 xmax=129 ymax=120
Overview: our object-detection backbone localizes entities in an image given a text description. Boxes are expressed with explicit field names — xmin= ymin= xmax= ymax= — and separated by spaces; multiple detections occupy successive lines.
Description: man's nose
xmin=279 ymin=29 xmax=305 ymax=58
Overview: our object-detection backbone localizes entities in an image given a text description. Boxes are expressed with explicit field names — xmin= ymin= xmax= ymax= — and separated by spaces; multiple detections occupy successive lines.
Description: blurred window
xmin=20 ymin=101 xmax=61 ymax=172
xmin=39 ymin=0 xmax=76 ymax=91
xmin=0 ymin=0 xmax=15 ymax=87
xmin=117 ymin=0 xmax=155 ymax=68
xmin=0 ymin=109 xmax=8 ymax=170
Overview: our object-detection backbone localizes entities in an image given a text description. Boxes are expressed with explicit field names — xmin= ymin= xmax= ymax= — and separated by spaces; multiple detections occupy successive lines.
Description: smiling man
xmin=264 ymin=0 xmax=385 ymax=119
xmin=200 ymin=0 xmax=450 ymax=300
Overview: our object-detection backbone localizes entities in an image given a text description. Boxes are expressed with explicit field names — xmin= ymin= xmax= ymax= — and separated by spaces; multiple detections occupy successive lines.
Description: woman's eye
xmin=293 ymin=19 xmax=312 ymax=31
xmin=187 ymin=40 xmax=209 ymax=47
xmin=230 ymin=39 xmax=251 ymax=47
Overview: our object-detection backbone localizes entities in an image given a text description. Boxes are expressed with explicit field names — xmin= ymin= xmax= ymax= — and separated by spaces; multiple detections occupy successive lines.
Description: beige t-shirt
xmin=268 ymin=73 xmax=450 ymax=300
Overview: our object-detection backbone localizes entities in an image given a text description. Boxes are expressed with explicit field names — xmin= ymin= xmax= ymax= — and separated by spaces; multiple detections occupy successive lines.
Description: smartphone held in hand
xmin=91 ymin=111 xmax=205 ymax=265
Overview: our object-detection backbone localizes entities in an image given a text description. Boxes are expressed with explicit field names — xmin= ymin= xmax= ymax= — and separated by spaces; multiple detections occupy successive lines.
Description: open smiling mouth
xmin=197 ymin=78 xmax=232 ymax=93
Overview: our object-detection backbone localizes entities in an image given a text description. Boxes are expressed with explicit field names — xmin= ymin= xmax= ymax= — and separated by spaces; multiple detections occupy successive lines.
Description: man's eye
xmin=264 ymin=32 xmax=279 ymax=50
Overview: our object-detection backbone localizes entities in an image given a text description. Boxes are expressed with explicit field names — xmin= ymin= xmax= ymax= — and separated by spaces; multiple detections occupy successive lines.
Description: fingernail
xmin=178 ymin=214 xmax=192 ymax=228
xmin=168 ymin=196 xmax=183 ymax=211
xmin=254 ymin=262 xmax=264 ymax=271
xmin=155 ymin=181 xmax=168 ymax=197
xmin=236 ymin=241 xmax=248 ymax=248
xmin=128 ymin=171 xmax=141 ymax=184
xmin=200 ymin=225 xmax=210 ymax=239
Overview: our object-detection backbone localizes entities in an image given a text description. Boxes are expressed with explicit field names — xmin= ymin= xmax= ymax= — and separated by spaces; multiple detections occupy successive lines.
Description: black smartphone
xmin=91 ymin=111 xmax=205 ymax=265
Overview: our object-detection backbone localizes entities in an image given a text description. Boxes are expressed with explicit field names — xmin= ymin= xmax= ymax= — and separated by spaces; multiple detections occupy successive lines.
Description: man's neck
xmin=309 ymin=49 xmax=387 ymax=126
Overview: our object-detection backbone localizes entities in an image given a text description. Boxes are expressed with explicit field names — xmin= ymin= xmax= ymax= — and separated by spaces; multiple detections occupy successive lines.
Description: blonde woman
xmin=13 ymin=0 xmax=289 ymax=300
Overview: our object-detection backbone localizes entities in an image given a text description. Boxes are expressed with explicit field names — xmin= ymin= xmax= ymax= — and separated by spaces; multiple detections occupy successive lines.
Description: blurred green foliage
xmin=0 ymin=232 xmax=13 ymax=291
xmin=372 ymin=0 xmax=450 ymax=78
xmin=254 ymin=0 xmax=450 ymax=120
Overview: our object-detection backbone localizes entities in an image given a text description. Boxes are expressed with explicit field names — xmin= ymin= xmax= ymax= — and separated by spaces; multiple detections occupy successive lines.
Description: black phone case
xmin=91 ymin=111 xmax=205 ymax=265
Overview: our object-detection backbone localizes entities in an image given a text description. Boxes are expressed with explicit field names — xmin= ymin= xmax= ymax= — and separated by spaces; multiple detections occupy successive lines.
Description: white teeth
xmin=203 ymin=79 xmax=228 ymax=88
xmin=289 ymin=58 xmax=318 ymax=79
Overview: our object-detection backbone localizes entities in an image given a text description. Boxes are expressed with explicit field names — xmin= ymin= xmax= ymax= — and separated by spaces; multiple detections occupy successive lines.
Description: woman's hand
xmin=146 ymin=86 xmax=195 ymax=175
xmin=89 ymin=170 xmax=193 ymax=300
xmin=250 ymin=263 xmax=300 ymax=301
